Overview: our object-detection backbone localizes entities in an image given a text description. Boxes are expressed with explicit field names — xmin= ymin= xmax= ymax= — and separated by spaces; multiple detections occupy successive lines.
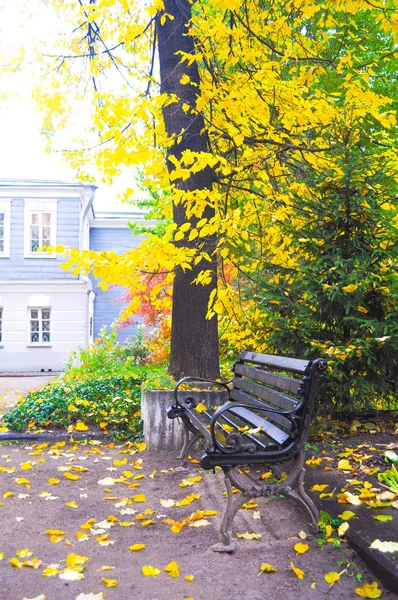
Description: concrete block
xmin=141 ymin=389 xmax=228 ymax=453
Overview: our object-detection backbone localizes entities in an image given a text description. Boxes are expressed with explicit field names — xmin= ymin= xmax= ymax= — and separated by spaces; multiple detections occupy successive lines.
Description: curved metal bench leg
xmin=179 ymin=430 xmax=203 ymax=467
xmin=212 ymin=471 xmax=242 ymax=553
xmin=282 ymin=463 xmax=319 ymax=533
xmin=282 ymin=452 xmax=319 ymax=533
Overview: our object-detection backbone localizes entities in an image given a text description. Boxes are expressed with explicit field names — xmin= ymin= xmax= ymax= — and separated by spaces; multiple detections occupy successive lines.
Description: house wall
xmin=89 ymin=225 xmax=144 ymax=343
xmin=0 ymin=281 xmax=89 ymax=372
xmin=0 ymin=197 xmax=80 ymax=280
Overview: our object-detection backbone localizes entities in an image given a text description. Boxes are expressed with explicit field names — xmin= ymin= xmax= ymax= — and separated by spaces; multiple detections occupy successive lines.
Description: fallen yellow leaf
xmin=294 ymin=542 xmax=309 ymax=554
xmin=102 ymin=578 xmax=118 ymax=587
xmin=142 ymin=565 xmax=160 ymax=576
xmin=236 ymin=532 xmax=262 ymax=540
xmin=258 ymin=563 xmax=277 ymax=574
xmin=325 ymin=571 xmax=340 ymax=585
xmin=164 ymin=560 xmax=180 ymax=578
xmin=129 ymin=544 xmax=146 ymax=551
xmin=369 ymin=539 xmax=398 ymax=553
xmin=355 ymin=582 xmax=383 ymax=598
xmin=290 ymin=562 xmax=304 ymax=580
xmin=64 ymin=472 xmax=81 ymax=481
xmin=338 ymin=510 xmax=356 ymax=521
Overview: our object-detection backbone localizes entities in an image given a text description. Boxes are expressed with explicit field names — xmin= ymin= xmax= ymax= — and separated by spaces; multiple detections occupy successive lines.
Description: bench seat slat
xmin=192 ymin=404 xmax=286 ymax=450
xmin=238 ymin=351 xmax=310 ymax=375
xmin=225 ymin=406 xmax=290 ymax=446
xmin=233 ymin=377 xmax=298 ymax=412
xmin=234 ymin=363 xmax=302 ymax=396
xmin=229 ymin=388 xmax=295 ymax=432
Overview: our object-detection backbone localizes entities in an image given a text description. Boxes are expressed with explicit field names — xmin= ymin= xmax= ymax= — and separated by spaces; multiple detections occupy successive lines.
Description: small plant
xmin=378 ymin=464 xmax=398 ymax=493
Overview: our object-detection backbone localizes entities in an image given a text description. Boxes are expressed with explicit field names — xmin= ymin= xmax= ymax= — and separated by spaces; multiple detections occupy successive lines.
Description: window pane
xmin=42 ymin=321 xmax=50 ymax=332
xmin=0 ymin=213 xmax=4 ymax=223
xmin=0 ymin=240 xmax=3 ymax=252
xmin=42 ymin=310 xmax=50 ymax=320
xmin=31 ymin=333 xmax=39 ymax=343
xmin=31 ymin=321 xmax=39 ymax=332
xmin=31 ymin=310 xmax=38 ymax=319
xmin=31 ymin=213 xmax=39 ymax=225
xmin=0 ymin=230 xmax=4 ymax=239
xmin=31 ymin=240 xmax=40 ymax=252
xmin=42 ymin=213 xmax=51 ymax=226
xmin=42 ymin=332 xmax=50 ymax=342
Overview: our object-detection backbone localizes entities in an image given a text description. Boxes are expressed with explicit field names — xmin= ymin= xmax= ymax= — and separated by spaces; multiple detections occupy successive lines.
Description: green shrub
xmin=3 ymin=375 xmax=143 ymax=436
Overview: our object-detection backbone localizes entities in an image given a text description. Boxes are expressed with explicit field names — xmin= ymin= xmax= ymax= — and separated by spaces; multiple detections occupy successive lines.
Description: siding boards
xmin=0 ymin=198 xmax=80 ymax=280
xmin=89 ymin=227 xmax=143 ymax=343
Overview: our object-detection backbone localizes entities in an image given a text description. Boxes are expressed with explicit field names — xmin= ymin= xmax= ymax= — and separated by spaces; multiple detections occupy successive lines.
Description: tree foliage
xmin=2 ymin=0 xmax=397 ymax=408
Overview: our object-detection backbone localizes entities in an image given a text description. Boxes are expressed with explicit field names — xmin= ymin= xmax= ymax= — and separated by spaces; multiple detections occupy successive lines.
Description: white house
xmin=0 ymin=179 xmax=145 ymax=372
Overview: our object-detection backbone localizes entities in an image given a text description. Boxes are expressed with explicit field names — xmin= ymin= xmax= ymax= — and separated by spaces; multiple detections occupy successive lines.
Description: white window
xmin=29 ymin=308 xmax=51 ymax=344
xmin=0 ymin=200 xmax=11 ymax=258
xmin=0 ymin=307 xmax=2 ymax=343
xmin=24 ymin=199 xmax=58 ymax=258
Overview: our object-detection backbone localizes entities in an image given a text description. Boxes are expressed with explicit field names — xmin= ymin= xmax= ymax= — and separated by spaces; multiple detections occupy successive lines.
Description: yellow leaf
xmin=65 ymin=553 xmax=88 ymax=569
xmin=369 ymin=539 xmax=398 ymax=553
xmin=10 ymin=557 xmax=23 ymax=568
xmin=338 ymin=491 xmax=362 ymax=505
xmin=188 ymin=519 xmax=211 ymax=527
xmin=164 ymin=560 xmax=180 ymax=578
xmin=259 ymin=563 xmax=277 ymax=574
xmin=65 ymin=501 xmax=78 ymax=509
xmin=142 ymin=565 xmax=161 ymax=576
xmin=338 ymin=511 xmax=356 ymax=521
xmin=101 ymin=578 xmax=118 ymax=588
xmin=184 ymin=575 xmax=194 ymax=581
xmin=140 ymin=519 xmax=154 ymax=527
xmin=343 ymin=284 xmax=358 ymax=293
xmin=338 ymin=522 xmax=349 ymax=537
xmin=129 ymin=544 xmax=146 ymax=551
xmin=310 ymin=484 xmax=329 ymax=492
xmin=159 ymin=498 xmax=175 ymax=508
xmin=355 ymin=582 xmax=383 ymax=598
xmin=45 ymin=529 xmax=66 ymax=536
xmin=236 ymin=532 xmax=262 ymax=540
xmin=325 ymin=571 xmax=340 ymax=585
xmin=194 ymin=402 xmax=207 ymax=413
xmin=20 ymin=462 xmax=33 ymax=470
xmin=43 ymin=565 xmax=60 ymax=576
xmin=15 ymin=478 xmax=30 ymax=487
xmin=373 ymin=515 xmax=392 ymax=522
xmin=64 ymin=472 xmax=81 ymax=481
xmin=338 ymin=459 xmax=353 ymax=471
xmin=149 ymin=470 xmax=157 ymax=479
xmin=294 ymin=542 xmax=309 ymax=554
xmin=75 ymin=421 xmax=89 ymax=432
xmin=132 ymin=494 xmax=146 ymax=503
xmin=290 ymin=562 xmax=304 ymax=580
xmin=59 ymin=568 xmax=84 ymax=581
xmin=48 ymin=478 xmax=60 ymax=485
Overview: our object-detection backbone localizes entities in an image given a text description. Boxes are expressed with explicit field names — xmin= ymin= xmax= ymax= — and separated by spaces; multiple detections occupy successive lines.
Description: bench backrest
xmin=230 ymin=351 xmax=327 ymax=447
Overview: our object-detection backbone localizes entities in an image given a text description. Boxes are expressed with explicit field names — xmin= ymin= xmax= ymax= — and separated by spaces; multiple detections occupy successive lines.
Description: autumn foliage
xmin=2 ymin=0 xmax=397 ymax=410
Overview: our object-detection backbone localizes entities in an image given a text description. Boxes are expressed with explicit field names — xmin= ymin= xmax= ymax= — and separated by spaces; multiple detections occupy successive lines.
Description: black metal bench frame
xmin=167 ymin=351 xmax=327 ymax=552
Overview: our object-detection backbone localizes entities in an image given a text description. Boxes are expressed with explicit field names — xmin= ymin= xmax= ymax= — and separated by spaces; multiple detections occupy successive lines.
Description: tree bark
xmin=157 ymin=0 xmax=220 ymax=380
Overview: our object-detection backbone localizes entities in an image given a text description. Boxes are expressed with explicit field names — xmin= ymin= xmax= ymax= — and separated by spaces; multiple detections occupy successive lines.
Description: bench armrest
xmin=173 ymin=376 xmax=232 ymax=408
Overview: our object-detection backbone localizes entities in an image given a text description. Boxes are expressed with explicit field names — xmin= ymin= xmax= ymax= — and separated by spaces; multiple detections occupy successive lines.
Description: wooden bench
xmin=167 ymin=351 xmax=327 ymax=552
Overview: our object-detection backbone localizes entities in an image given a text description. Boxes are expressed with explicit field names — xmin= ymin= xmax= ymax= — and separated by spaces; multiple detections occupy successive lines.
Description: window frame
xmin=24 ymin=199 xmax=58 ymax=258
xmin=0 ymin=200 xmax=11 ymax=258
xmin=0 ymin=306 xmax=3 ymax=345
xmin=28 ymin=307 xmax=52 ymax=346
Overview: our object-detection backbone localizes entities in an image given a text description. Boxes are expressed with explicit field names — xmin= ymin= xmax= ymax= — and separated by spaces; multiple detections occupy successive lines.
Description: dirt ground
xmin=0 ymin=440 xmax=395 ymax=600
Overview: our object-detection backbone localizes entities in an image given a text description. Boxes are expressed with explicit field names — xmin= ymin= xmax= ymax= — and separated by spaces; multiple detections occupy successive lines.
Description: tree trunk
xmin=157 ymin=0 xmax=220 ymax=380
